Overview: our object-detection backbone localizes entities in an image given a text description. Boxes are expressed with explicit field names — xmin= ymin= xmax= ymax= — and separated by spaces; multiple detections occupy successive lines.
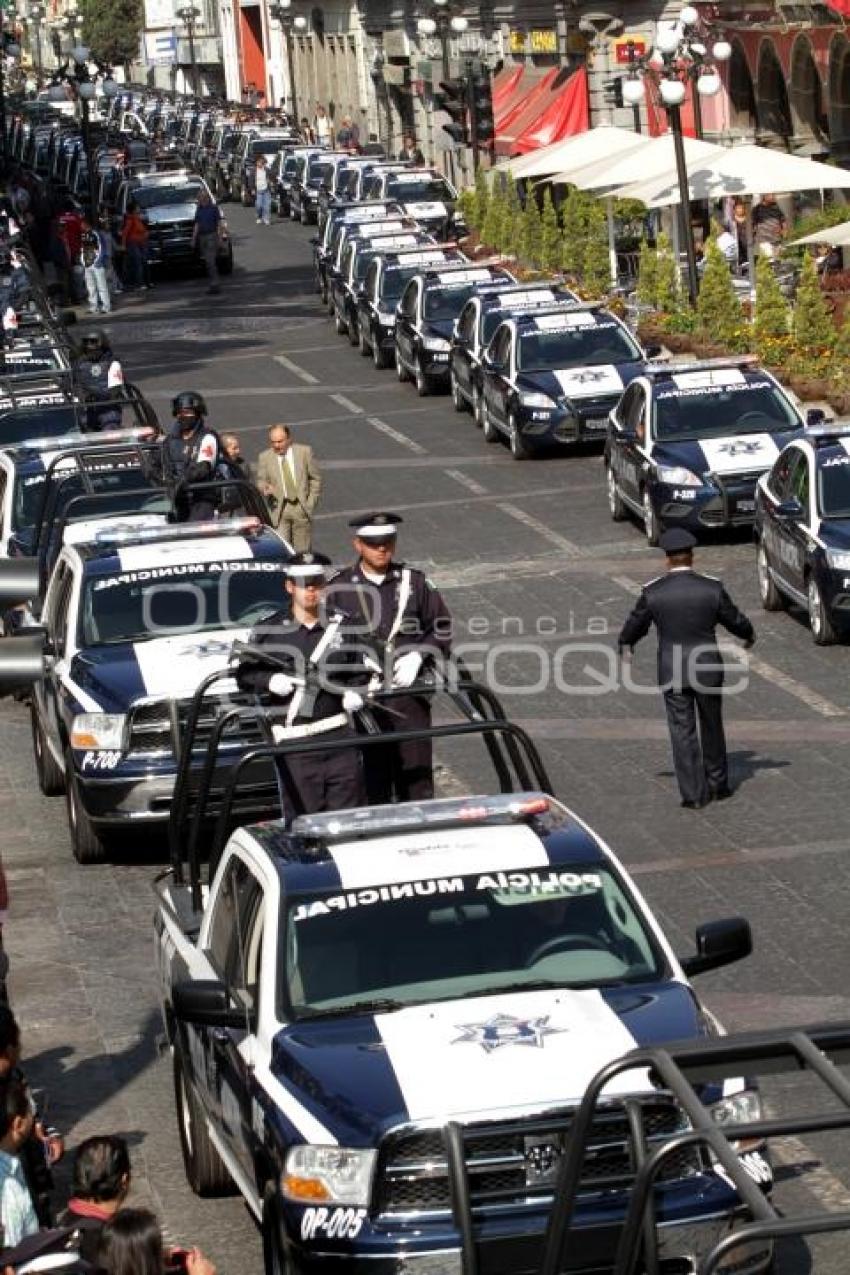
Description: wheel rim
xmin=757 ymin=547 xmax=770 ymax=599
xmin=178 ymin=1068 xmax=194 ymax=1155
xmin=473 ymin=388 xmax=481 ymax=425
xmin=607 ymin=468 xmax=618 ymax=513
xmin=509 ymin=416 xmax=520 ymax=454
xmin=809 ymin=579 xmax=822 ymax=636
xmin=643 ymin=492 xmax=656 ymax=541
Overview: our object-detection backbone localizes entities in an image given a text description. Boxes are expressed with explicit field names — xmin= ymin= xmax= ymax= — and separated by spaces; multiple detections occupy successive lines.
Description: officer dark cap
xmin=285 ymin=551 xmax=332 ymax=581
xmin=659 ymin=528 xmax=697 ymax=555
xmin=348 ymin=512 xmax=403 ymax=539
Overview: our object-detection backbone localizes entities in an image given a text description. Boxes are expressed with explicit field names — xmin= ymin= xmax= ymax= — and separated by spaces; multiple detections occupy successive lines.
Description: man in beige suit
xmin=256 ymin=424 xmax=323 ymax=552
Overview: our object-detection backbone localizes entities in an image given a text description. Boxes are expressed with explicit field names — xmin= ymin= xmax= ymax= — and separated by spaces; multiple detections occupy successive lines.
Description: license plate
xmin=736 ymin=499 xmax=755 ymax=514
xmin=583 ymin=416 xmax=608 ymax=430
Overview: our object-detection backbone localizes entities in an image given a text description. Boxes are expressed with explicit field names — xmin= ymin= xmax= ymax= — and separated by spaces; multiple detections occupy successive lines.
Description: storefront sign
xmin=613 ymin=37 xmax=647 ymax=64
xmin=509 ymin=28 xmax=558 ymax=56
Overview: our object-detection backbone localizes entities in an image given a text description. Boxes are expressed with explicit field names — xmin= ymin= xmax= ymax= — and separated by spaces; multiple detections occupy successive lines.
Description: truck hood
xmin=70 ymin=627 xmax=249 ymax=711
xmin=272 ymin=981 xmax=704 ymax=1146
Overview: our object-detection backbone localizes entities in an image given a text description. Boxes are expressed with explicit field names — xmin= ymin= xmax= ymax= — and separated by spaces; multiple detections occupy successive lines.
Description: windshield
xmin=307 ymin=161 xmax=332 ymax=186
xmin=135 ymin=184 xmax=202 ymax=209
xmin=285 ymin=863 xmax=663 ymax=1016
xmin=249 ymin=138 xmax=287 ymax=156
xmin=424 ymin=283 xmax=486 ymax=322
xmin=517 ymin=322 xmax=641 ymax=373
xmin=386 ymin=176 xmax=453 ymax=202
xmin=283 ymin=156 xmax=299 ymax=177
xmin=0 ymin=405 xmax=79 ymax=446
xmin=81 ymin=561 xmax=290 ymax=646
xmin=654 ymin=380 xmax=800 ymax=443
xmin=817 ymin=455 xmax=850 ymax=518
xmin=16 ymin=467 xmax=166 ymax=533
xmin=381 ymin=265 xmax=430 ymax=305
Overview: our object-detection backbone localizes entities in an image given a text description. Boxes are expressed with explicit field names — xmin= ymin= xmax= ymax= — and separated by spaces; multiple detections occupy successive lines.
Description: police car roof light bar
xmin=92 ymin=515 xmax=262 ymax=546
xmin=643 ymin=355 xmax=760 ymax=378
xmin=14 ymin=426 xmax=157 ymax=454
xmin=289 ymin=793 xmax=551 ymax=845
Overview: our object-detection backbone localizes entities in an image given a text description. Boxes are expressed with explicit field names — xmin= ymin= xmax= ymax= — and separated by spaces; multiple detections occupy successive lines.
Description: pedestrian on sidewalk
xmin=255 ymin=154 xmax=271 ymax=225
xmin=121 ymin=202 xmax=149 ymax=292
xmin=192 ymin=190 xmax=223 ymax=295
xmin=99 ymin=211 xmax=122 ymax=295
xmin=618 ymin=528 xmax=755 ymax=810
xmin=314 ymin=104 xmax=331 ymax=148
xmin=0 ymin=1077 xmax=39 ymax=1247
xmin=256 ymin=423 xmax=322 ymax=552
xmin=80 ymin=214 xmax=111 ymax=314
xmin=57 ymin=1136 xmax=131 ymax=1263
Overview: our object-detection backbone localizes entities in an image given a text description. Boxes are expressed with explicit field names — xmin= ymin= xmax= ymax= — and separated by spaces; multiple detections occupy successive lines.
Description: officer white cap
xmin=285 ymin=551 xmax=332 ymax=581
xmin=349 ymin=511 xmax=403 ymax=539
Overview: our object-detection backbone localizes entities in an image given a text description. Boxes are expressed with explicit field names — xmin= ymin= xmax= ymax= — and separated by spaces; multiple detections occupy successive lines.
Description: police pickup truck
xmin=605 ymin=358 xmax=807 ymax=545
xmin=7 ymin=517 xmax=291 ymax=863
xmin=155 ymin=787 xmax=769 ymax=1275
xmin=0 ymin=374 xmax=156 ymax=447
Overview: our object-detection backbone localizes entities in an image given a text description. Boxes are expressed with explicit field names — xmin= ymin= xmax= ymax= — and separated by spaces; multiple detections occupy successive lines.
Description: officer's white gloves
xmin=392 ymin=650 xmax=422 ymax=689
xmin=269 ymin=672 xmax=296 ymax=698
xmin=342 ymin=690 xmax=364 ymax=714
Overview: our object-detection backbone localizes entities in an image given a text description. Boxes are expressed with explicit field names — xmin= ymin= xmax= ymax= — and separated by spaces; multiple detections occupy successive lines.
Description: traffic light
xmin=434 ymin=78 xmax=469 ymax=147
xmin=470 ymin=72 xmax=495 ymax=150
xmin=603 ymin=78 xmax=625 ymax=109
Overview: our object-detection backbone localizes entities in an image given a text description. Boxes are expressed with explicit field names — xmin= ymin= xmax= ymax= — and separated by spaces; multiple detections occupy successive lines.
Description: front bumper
xmin=73 ymin=757 xmax=278 ymax=826
xmin=651 ymin=477 xmax=759 ymax=531
xmin=419 ymin=349 xmax=452 ymax=379
xmin=513 ymin=404 xmax=610 ymax=445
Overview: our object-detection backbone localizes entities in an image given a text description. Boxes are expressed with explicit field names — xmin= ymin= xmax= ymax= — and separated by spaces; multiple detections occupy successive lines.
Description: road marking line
xmin=445 ymin=469 xmax=488 ymax=495
xmin=613 ymin=573 xmax=846 ymax=719
xmin=498 ymin=503 xmax=581 ymax=556
xmin=367 ymin=416 xmax=427 ymax=455
xmin=274 ymin=354 xmax=319 ymax=384
xmin=330 ymin=393 xmax=364 ymax=415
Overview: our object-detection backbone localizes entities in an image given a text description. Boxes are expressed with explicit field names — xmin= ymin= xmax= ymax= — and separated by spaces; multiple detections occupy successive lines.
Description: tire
xmin=64 ymin=752 xmax=108 ymax=865
xmin=482 ymin=400 xmax=499 ymax=444
xmin=415 ymin=357 xmax=432 ymax=397
xmin=300 ymin=204 xmax=310 ymax=225
xmin=173 ymin=1048 xmax=234 ymax=1197
xmin=396 ymin=347 xmax=410 ymax=382
xmin=757 ymin=542 xmax=783 ymax=611
xmin=642 ymin=488 xmax=660 ymax=547
xmin=808 ymin=575 xmax=837 ymax=645
xmin=31 ymin=704 xmax=64 ymax=796
xmin=241 ymin=185 xmax=251 ymax=208
xmin=373 ymin=336 xmax=388 ymax=370
xmin=262 ymin=1189 xmax=287 ymax=1275
xmin=347 ymin=314 xmax=360 ymax=347
xmin=508 ymin=411 xmax=531 ymax=460
xmin=473 ymin=384 xmax=484 ymax=429
xmin=358 ymin=323 xmax=371 ymax=357
xmin=334 ymin=306 xmax=347 ymax=336
xmin=451 ymin=370 xmax=466 ymax=413
xmin=606 ymin=465 xmax=627 ymax=522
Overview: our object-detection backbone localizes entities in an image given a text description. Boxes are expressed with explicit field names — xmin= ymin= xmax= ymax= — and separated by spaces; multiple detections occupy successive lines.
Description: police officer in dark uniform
xmin=165 ymin=390 xmax=221 ymax=521
xmin=328 ymin=512 xmax=452 ymax=803
xmin=618 ymin=528 xmax=755 ymax=809
xmin=236 ymin=552 xmax=368 ymax=815
xmin=74 ymin=330 xmax=125 ymax=431
xmin=0 ymin=251 xmax=24 ymax=344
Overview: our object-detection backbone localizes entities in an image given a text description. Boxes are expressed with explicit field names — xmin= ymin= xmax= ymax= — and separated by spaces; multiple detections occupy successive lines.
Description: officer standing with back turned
xmin=618 ymin=528 xmax=755 ymax=809
xmin=329 ymin=512 xmax=452 ymax=803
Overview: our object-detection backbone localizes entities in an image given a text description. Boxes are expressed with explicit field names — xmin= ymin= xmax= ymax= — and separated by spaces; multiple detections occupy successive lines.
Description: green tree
xmin=752 ymin=255 xmax=791 ymax=364
xmin=481 ymin=177 xmax=503 ymax=253
xmin=540 ymin=188 xmax=561 ymax=274
xmin=792 ymin=250 xmax=836 ymax=361
xmin=79 ymin=0 xmax=143 ymax=68
xmin=635 ymin=239 xmax=658 ymax=308
xmin=582 ymin=201 xmax=611 ymax=297
xmin=697 ymin=234 xmax=745 ymax=348
xmin=520 ymin=194 xmax=543 ymax=269
xmin=497 ymin=173 xmax=522 ymax=258
xmin=471 ymin=167 xmax=490 ymax=232
xmin=654 ymin=233 xmax=681 ymax=315
xmin=833 ymin=304 xmax=850 ymax=365
xmin=456 ymin=189 xmax=476 ymax=235
xmin=561 ymin=185 xmax=590 ymax=278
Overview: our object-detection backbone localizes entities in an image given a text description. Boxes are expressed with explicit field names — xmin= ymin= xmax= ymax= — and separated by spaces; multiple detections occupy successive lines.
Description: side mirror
xmin=806 ymin=407 xmax=827 ymax=427
xmin=0 ymin=632 xmax=48 ymax=695
xmin=0 ymin=559 xmax=40 ymax=610
xmin=644 ymin=343 xmax=663 ymax=359
xmin=172 ymin=979 xmax=255 ymax=1031
xmin=775 ymin=498 xmax=804 ymax=520
xmin=679 ymin=916 xmax=752 ymax=977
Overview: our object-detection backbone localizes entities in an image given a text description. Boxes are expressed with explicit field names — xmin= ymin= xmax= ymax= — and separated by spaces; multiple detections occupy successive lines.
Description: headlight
xmin=70 ymin=713 xmax=126 ymax=751
xmin=423 ymin=336 xmax=451 ymax=352
xmin=826 ymin=549 xmax=850 ymax=570
xmin=521 ymin=392 xmax=558 ymax=409
xmin=710 ymin=1087 xmax=762 ymax=1128
xmin=656 ymin=465 xmax=702 ymax=487
xmin=283 ymin=1145 xmax=376 ymax=1205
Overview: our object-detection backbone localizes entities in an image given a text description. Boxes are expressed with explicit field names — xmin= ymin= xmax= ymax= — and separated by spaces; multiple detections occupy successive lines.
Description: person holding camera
xmin=97 ymin=1208 xmax=215 ymax=1275
xmin=57 ymin=1136 xmax=131 ymax=1263
xmin=255 ymin=424 xmax=322 ymax=552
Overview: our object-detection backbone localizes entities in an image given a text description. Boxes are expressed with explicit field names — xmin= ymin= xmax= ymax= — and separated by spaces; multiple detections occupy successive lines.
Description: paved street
xmin=5 ymin=205 xmax=850 ymax=1272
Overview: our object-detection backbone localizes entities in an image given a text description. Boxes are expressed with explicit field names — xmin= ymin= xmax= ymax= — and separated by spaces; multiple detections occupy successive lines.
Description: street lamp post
xmin=268 ymin=0 xmax=307 ymax=120
xmin=176 ymin=4 xmax=200 ymax=97
xmin=417 ymin=1 xmax=468 ymax=82
xmin=0 ymin=19 xmax=21 ymax=171
xmin=25 ymin=2 xmax=44 ymax=85
xmin=49 ymin=46 xmax=119 ymax=222
xmin=620 ymin=7 xmax=731 ymax=306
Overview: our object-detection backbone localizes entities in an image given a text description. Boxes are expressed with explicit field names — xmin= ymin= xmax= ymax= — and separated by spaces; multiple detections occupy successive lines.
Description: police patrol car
xmin=21 ymin=517 xmax=292 ymax=864
xmin=396 ymin=263 xmax=515 ymax=397
xmin=367 ymin=166 xmax=465 ymax=239
xmin=605 ymin=358 xmax=807 ymax=545
xmin=0 ymin=334 xmax=72 ymax=380
xmin=480 ymin=304 xmax=648 ymax=460
xmin=755 ymin=422 xmax=850 ymax=645
xmin=331 ymin=231 xmax=434 ymax=344
xmin=291 ymin=151 xmax=348 ymax=225
xmin=313 ymin=202 xmax=405 ymax=303
xmin=356 ymin=244 xmax=467 ymax=370
xmin=156 ymin=790 xmax=770 ymax=1275
xmin=450 ymin=283 xmax=579 ymax=421
xmin=325 ymin=219 xmax=422 ymax=327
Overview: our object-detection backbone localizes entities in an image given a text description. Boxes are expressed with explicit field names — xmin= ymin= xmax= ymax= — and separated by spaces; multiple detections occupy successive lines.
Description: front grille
xmin=127 ymin=696 xmax=267 ymax=758
xmin=375 ymin=1100 xmax=703 ymax=1218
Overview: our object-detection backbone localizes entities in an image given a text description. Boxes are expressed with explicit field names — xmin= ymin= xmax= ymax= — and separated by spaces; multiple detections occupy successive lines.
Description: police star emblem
xmin=452 ymin=1012 xmax=565 ymax=1054
xmin=715 ymin=439 xmax=763 ymax=457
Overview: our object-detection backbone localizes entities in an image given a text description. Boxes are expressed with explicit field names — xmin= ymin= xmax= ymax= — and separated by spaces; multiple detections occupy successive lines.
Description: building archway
xmin=727 ymin=39 xmax=757 ymax=137
xmin=829 ymin=34 xmax=850 ymax=160
xmin=756 ymin=39 xmax=792 ymax=147
xmin=790 ymin=34 xmax=829 ymax=150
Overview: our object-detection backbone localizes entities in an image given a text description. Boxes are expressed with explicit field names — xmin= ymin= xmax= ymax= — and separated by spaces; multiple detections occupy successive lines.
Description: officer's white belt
xmin=271 ymin=712 xmax=349 ymax=742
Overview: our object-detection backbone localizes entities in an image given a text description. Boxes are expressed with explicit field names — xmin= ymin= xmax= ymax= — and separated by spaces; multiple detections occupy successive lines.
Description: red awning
xmin=492 ymin=64 xmax=525 ymax=115
xmin=494 ymin=67 xmax=560 ymax=157
xmin=511 ymin=67 xmax=590 ymax=155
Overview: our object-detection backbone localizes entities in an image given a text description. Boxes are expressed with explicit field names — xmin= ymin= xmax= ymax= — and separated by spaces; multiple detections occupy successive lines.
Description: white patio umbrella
xmin=492 ymin=124 xmax=646 ymax=183
xmin=552 ymin=134 xmax=725 ymax=193
xmin=790 ymin=220 xmax=850 ymax=247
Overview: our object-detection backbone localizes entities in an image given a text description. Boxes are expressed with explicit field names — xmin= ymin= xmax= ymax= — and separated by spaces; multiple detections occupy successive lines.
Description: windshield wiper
xmin=295 ymin=996 xmax=411 ymax=1021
